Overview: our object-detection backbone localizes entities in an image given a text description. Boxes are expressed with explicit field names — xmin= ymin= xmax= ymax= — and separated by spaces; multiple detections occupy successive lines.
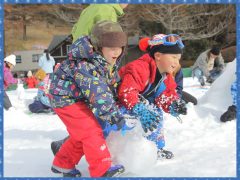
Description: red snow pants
xmin=52 ymin=101 xmax=112 ymax=177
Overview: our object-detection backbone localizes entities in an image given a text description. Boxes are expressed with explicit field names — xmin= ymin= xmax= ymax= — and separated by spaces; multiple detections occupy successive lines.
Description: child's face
xmin=7 ymin=62 xmax=14 ymax=70
xmin=154 ymin=52 xmax=181 ymax=74
xmin=102 ymin=47 xmax=123 ymax=66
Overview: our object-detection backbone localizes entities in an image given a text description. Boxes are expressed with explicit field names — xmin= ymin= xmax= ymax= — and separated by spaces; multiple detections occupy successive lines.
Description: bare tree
xmin=119 ymin=5 xmax=142 ymax=36
xmin=49 ymin=5 xmax=85 ymax=26
xmin=139 ymin=4 xmax=235 ymax=40
xmin=4 ymin=4 xmax=235 ymax=42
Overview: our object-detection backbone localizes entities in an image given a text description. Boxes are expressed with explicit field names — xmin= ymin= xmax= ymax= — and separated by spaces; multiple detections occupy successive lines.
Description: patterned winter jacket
xmin=4 ymin=63 xmax=17 ymax=89
xmin=49 ymin=36 xmax=123 ymax=124
xmin=118 ymin=53 xmax=179 ymax=113
xmin=231 ymin=80 xmax=237 ymax=106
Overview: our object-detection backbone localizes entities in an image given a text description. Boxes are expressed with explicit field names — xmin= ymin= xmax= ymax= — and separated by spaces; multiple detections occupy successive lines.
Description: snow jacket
xmin=71 ymin=4 xmax=124 ymax=42
xmin=4 ymin=63 xmax=17 ymax=89
xmin=49 ymin=36 xmax=124 ymax=124
xmin=231 ymin=80 xmax=237 ymax=106
xmin=38 ymin=53 xmax=55 ymax=74
xmin=118 ymin=53 xmax=179 ymax=113
xmin=192 ymin=49 xmax=225 ymax=77
xmin=174 ymin=69 xmax=183 ymax=97
xmin=25 ymin=76 xmax=38 ymax=88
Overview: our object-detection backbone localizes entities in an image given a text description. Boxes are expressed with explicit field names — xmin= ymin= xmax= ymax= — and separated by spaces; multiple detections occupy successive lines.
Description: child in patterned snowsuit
xmin=118 ymin=34 xmax=187 ymax=159
xmin=49 ymin=21 xmax=129 ymax=177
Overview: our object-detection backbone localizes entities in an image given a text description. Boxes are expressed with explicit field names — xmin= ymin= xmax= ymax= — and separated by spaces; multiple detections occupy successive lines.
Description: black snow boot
xmin=51 ymin=136 xmax=69 ymax=155
xmin=51 ymin=166 xmax=81 ymax=177
xmin=220 ymin=105 xmax=236 ymax=122
xmin=199 ymin=77 xmax=205 ymax=87
xmin=102 ymin=165 xmax=125 ymax=177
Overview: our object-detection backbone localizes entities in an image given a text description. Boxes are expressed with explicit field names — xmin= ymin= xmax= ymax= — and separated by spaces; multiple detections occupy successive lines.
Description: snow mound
xmin=199 ymin=59 xmax=236 ymax=109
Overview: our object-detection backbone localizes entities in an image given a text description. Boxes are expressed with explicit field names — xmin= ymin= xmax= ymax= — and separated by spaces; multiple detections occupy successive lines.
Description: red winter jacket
xmin=25 ymin=77 xmax=38 ymax=88
xmin=118 ymin=53 xmax=179 ymax=113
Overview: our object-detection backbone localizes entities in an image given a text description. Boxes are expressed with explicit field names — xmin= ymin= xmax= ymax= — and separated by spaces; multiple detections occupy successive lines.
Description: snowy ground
xmin=4 ymin=61 xmax=236 ymax=177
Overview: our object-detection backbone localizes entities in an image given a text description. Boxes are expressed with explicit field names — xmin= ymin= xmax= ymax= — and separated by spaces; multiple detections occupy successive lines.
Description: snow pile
xmin=4 ymin=61 xmax=236 ymax=177
xmin=108 ymin=125 xmax=157 ymax=174
xmin=199 ymin=59 xmax=236 ymax=110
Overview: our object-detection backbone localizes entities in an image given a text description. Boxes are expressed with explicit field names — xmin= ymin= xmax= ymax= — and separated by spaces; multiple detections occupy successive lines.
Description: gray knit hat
xmin=90 ymin=20 xmax=127 ymax=52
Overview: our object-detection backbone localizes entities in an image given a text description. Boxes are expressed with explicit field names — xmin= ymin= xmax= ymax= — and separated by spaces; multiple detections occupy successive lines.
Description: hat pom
xmin=139 ymin=37 xmax=150 ymax=52
xmin=27 ymin=70 xmax=33 ymax=77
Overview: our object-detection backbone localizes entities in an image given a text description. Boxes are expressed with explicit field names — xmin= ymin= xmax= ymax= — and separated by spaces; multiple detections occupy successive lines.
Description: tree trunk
xmin=46 ymin=21 xmax=49 ymax=28
xmin=22 ymin=15 xmax=27 ymax=41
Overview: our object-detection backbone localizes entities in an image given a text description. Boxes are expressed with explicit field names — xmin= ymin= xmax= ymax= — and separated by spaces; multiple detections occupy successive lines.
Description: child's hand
xmin=169 ymin=99 xmax=187 ymax=117
xmin=102 ymin=118 xmax=125 ymax=136
xmin=103 ymin=115 xmax=136 ymax=133
xmin=132 ymin=103 xmax=160 ymax=133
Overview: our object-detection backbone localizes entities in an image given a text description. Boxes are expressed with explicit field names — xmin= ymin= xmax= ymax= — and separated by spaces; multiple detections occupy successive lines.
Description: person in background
xmin=220 ymin=80 xmax=237 ymax=122
xmin=4 ymin=54 xmax=17 ymax=110
xmin=25 ymin=70 xmax=38 ymax=88
xmin=71 ymin=4 xmax=128 ymax=43
xmin=38 ymin=49 xmax=55 ymax=78
xmin=192 ymin=46 xmax=225 ymax=86
xmin=28 ymin=69 xmax=52 ymax=113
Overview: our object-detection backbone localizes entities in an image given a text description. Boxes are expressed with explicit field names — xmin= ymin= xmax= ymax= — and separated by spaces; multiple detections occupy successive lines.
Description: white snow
xmin=4 ymin=60 xmax=236 ymax=177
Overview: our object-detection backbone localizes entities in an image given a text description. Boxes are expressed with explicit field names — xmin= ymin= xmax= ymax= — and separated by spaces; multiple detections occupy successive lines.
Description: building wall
xmin=51 ymin=42 xmax=72 ymax=64
xmin=13 ymin=50 xmax=44 ymax=72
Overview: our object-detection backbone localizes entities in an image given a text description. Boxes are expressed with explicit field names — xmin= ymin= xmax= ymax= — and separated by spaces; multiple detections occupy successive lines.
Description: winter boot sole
xmin=102 ymin=166 xmax=125 ymax=177
xmin=51 ymin=166 xmax=81 ymax=177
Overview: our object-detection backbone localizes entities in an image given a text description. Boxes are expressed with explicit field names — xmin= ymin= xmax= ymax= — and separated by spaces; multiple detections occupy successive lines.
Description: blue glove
xmin=132 ymin=103 xmax=160 ymax=133
xmin=169 ymin=99 xmax=187 ymax=117
xmin=102 ymin=119 xmax=124 ymax=138
xmin=103 ymin=122 xmax=118 ymax=136
xmin=121 ymin=114 xmax=137 ymax=135
xmin=103 ymin=116 xmax=135 ymax=137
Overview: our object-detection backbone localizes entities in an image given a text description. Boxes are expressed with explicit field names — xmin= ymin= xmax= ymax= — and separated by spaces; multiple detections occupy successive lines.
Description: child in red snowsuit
xmin=118 ymin=34 xmax=187 ymax=159
xmin=49 ymin=21 xmax=129 ymax=177
xmin=25 ymin=70 xmax=38 ymax=88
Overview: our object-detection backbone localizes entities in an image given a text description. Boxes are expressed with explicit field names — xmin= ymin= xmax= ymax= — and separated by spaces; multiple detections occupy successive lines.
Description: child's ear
xmin=154 ymin=52 xmax=162 ymax=61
